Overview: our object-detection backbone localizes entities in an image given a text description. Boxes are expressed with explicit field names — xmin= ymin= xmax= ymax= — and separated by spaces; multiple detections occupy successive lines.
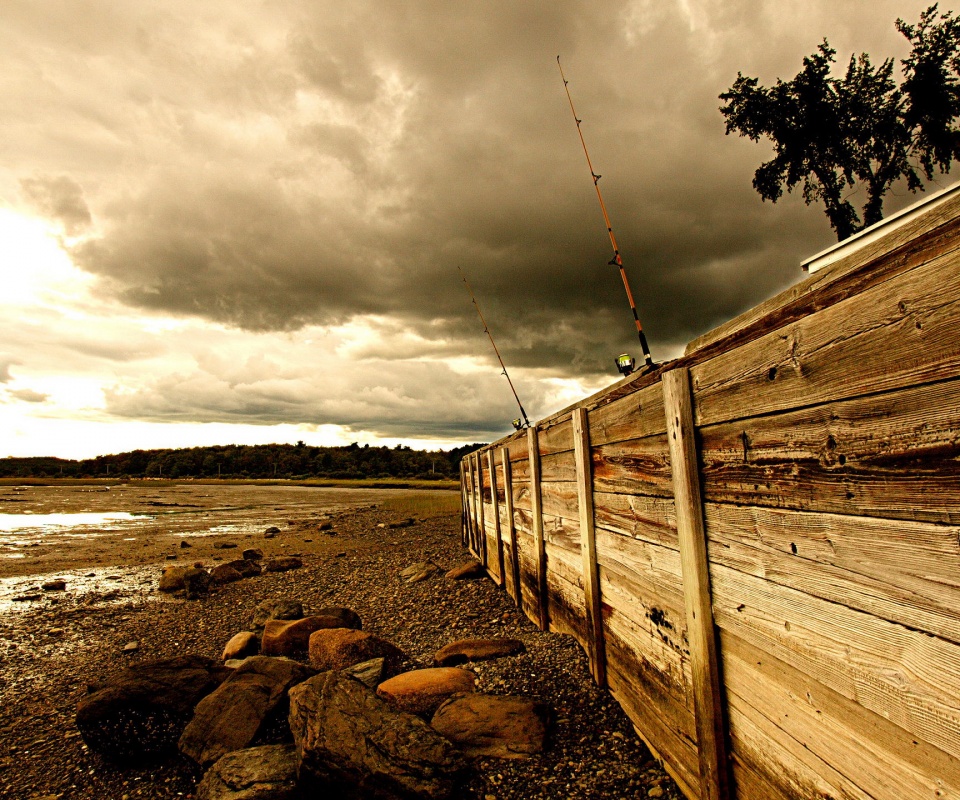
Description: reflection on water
xmin=0 ymin=512 xmax=140 ymax=532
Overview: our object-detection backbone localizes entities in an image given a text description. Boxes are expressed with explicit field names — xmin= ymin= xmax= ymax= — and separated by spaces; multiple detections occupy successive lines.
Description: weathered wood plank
xmin=573 ymin=407 xmax=606 ymax=688
xmin=722 ymin=631 xmax=960 ymax=800
xmin=710 ymin=562 xmax=960 ymax=760
xmin=691 ymin=239 xmax=960 ymax=427
xmin=699 ymin=376 xmax=960 ymax=524
xmin=685 ymin=197 xmax=960 ymax=360
xmin=475 ymin=452 xmax=487 ymax=566
xmin=595 ymin=530 xmax=686 ymax=620
xmin=589 ymin=380 xmax=668 ymax=446
xmin=591 ymin=434 xmax=674 ymax=497
xmin=501 ymin=448 xmax=522 ymax=606
xmin=527 ymin=426 xmax=549 ymax=631
xmin=594 ymin=491 xmax=678 ymax=549
xmin=538 ymin=414 xmax=574 ymax=455
xmin=469 ymin=453 xmax=481 ymax=558
xmin=705 ymin=502 xmax=960 ymax=645
xmin=664 ymin=367 xmax=730 ymax=800
xmin=540 ymin=449 xmax=576 ymax=483
xmin=487 ymin=449 xmax=505 ymax=587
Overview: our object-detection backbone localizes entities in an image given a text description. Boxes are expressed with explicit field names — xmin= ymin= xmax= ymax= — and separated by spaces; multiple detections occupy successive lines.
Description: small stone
xmin=388 ymin=518 xmax=415 ymax=529
xmin=263 ymin=556 xmax=302 ymax=573
xmin=343 ymin=657 xmax=387 ymax=689
xmin=122 ymin=641 xmax=139 ymax=652
xmin=400 ymin=562 xmax=439 ymax=583
xmin=434 ymin=638 xmax=525 ymax=666
xmin=648 ymin=788 xmax=665 ymax=798
xmin=42 ymin=579 xmax=66 ymax=592
xmin=264 ymin=526 xmax=281 ymax=536
xmin=213 ymin=542 xmax=238 ymax=550
xmin=222 ymin=631 xmax=259 ymax=661
xmin=241 ymin=548 xmax=263 ymax=561
xmin=180 ymin=540 xmax=192 ymax=548
xmin=159 ymin=566 xmax=188 ymax=593
xmin=445 ymin=559 xmax=486 ymax=580
xmin=318 ymin=521 xmax=333 ymax=531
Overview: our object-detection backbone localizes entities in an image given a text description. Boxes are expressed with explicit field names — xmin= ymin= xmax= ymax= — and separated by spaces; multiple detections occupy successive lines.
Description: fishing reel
xmin=512 ymin=418 xmax=525 ymax=431
xmin=615 ymin=353 xmax=636 ymax=376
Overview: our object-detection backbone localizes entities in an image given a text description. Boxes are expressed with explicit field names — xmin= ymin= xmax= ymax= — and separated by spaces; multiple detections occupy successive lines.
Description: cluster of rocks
xmin=158 ymin=548 xmax=303 ymax=599
xmin=76 ymin=561 xmax=548 ymax=799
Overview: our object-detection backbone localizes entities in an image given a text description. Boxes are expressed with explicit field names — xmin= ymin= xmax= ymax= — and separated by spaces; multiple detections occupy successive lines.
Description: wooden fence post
xmin=663 ymin=367 xmax=730 ymax=800
xmin=475 ymin=451 xmax=488 ymax=567
xmin=527 ymin=426 xmax=549 ymax=631
xmin=460 ymin=461 xmax=467 ymax=547
xmin=501 ymin=447 xmax=521 ymax=606
xmin=488 ymin=448 xmax=505 ymax=587
xmin=572 ymin=406 xmax=606 ymax=688
xmin=467 ymin=455 xmax=479 ymax=558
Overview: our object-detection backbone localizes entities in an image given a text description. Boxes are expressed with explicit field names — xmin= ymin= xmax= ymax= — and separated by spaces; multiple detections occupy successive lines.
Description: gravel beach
xmin=0 ymin=485 xmax=682 ymax=799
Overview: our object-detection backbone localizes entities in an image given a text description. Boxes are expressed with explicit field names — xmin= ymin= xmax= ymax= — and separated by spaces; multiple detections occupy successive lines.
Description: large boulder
xmin=289 ymin=671 xmax=465 ymax=799
xmin=223 ymin=632 xmax=260 ymax=662
xmin=211 ymin=565 xmax=244 ymax=585
xmin=253 ymin=600 xmax=303 ymax=634
xmin=184 ymin=567 xmax=212 ymax=599
xmin=307 ymin=629 xmax=406 ymax=675
xmin=376 ymin=668 xmax=476 ymax=717
xmin=196 ymin=744 xmax=300 ymax=800
xmin=433 ymin=638 xmax=526 ymax=667
xmin=431 ymin=694 xmax=548 ymax=759
xmin=261 ymin=609 xmax=361 ymax=658
xmin=76 ymin=655 xmax=229 ymax=760
xmin=158 ymin=566 xmax=188 ymax=593
xmin=224 ymin=559 xmax=262 ymax=578
xmin=179 ymin=656 xmax=315 ymax=768
xmin=342 ymin=658 xmax=386 ymax=689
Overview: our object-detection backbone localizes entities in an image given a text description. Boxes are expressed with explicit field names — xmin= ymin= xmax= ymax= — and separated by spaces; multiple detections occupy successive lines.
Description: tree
xmin=720 ymin=5 xmax=960 ymax=241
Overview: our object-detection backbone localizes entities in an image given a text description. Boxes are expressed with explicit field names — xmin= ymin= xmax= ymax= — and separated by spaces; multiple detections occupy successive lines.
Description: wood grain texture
xmin=595 ymin=530 xmax=686 ymax=620
xmin=699 ymin=376 xmax=960 ymax=524
xmin=588 ymin=380 xmax=668 ymax=446
xmin=591 ymin=434 xmax=674 ymax=497
xmin=540 ymin=449 xmax=577 ymax=483
xmin=704 ymin=502 xmax=960 ymax=645
xmin=487 ymin=449 xmax=505 ymax=587
xmin=722 ymin=631 xmax=960 ymax=800
xmin=711 ymin=562 xmax=960 ymax=760
xmin=475 ymin=452 xmax=487 ymax=566
xmin=538 ymin=414 xmax=574 ymax=455
xmin=593 ymin=491 xmax=678 ymax=549
xmin=501 ymin=447 xmax=522 ymax=606
xmin=527 ymin=426 xmax=549 ymax=631
xmin=691 ymin=240 xmax=960 ymax=427
xmin=664 ymin=367 xmax=730 ymax=800
xmin=685 ymin=199 xmax=960 ymax=360
xmin=573 ymin=407 xmax=606 ymax=688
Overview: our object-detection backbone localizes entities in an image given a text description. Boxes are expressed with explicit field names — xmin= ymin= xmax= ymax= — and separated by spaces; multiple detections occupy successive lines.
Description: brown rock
xmin=376 ymin=668 xmax=476 ymax=717
xmin=261 ymin=609 xmax=361 ymax=658
xmin=223 ymin=559 xmax=262 ymax=578
xmin=158 ymin=566 xmax=188 ymax=593
xmin=263 ymin=557 xmax=302 ymax=573
xmin=196 ymin=743 xmax=299 ymax=800
xmin=252 ymin=600 xmax=303 ymax=634
xmin=183 ymin=567 xmax=212 ymax=599
xmin=210 ymin=565 xmax=244 ymax=585
xmin=433 ymin=638 xmax=525 ymax=667
xmin=308 ymin=629 xmax=406 ymax=675
xmin=242 ymin=548 xmax=264 ymax=561
xmin=289 ymin=671 xmax=465 ymax=799
xmin=430 ymin=693 xmax=548 ymax=758
xmin=42 ymin=579 xmax=66 ymax=591
xmin=444 ymin=560 xmax=486 ymax=580
xmin=222 ymin=632 xmax=259 ymax=662
xmin=179 ymin=656 xmax=314 ymax=768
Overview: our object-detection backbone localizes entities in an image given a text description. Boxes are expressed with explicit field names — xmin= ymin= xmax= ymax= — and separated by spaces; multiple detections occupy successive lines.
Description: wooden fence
xmin=460 ymin=192 xmax=960 ymax=800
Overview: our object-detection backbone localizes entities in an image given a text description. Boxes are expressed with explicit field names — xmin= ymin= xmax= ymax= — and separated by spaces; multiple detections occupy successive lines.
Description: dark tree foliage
xmin=720 ymin=5 xmax=960 ymax=241
xmin=0 ymin=442 xmax=486 ymax=480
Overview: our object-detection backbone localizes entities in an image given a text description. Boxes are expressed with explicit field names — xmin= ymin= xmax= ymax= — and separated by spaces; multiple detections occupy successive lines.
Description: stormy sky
xmin=0 ymin=0 xmax=946 ymax=458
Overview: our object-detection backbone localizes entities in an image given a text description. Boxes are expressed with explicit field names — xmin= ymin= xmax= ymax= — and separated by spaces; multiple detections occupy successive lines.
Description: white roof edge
xmin=801 ymin=180 xmax=960 ymax=273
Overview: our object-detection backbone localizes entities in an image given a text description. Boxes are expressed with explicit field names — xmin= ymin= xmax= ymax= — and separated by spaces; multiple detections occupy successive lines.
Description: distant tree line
xmin=0 ymin=441 xmax=486 ymax=481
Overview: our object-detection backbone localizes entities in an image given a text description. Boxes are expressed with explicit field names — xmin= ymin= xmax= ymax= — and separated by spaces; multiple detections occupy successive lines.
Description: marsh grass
xmin=379 ymin=491 xmax=462 ymax=518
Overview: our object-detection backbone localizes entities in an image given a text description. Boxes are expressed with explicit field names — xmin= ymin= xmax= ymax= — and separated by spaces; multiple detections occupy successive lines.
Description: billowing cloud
xmin=8 ymin=388 xmax=49 ymax=404
xmin=0 ymin=0 xmax=945 ymax=453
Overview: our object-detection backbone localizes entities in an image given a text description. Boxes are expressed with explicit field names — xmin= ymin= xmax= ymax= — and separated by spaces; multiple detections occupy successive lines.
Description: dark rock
xmin=253 ymin=600 xmax=303 ymax=634
xmin=223 ymin=559 xmax=262 ymax=578
xmin=289 ymin=671 xmax=465 ymax=799
xmin=318 ymin=521 xmax=333 ymax=531
xmin=210 ymin=565 xmax=244 ymax=585
xmin=431 ymin=694 xmax=548 ymax=758
xmin=342 ymin=658 xmax=386 ymax=689
xmin=433 ymin=638 xmax=525 ymax=666
xmin=264 ymin=527 xmax=281 ymax=537
xmin=159 ymin=566 xmax=188 ymax=593
xmin=76 ymin=655 xmax=229 ymax=761
xmin=196 ymin=743 xmax=300 ymax=800
xmin=263 ymin=557 xmax=302 ymax=573
xmin=387 ymin=518 xmax=415 ymax=529
xmin=179 ymin=656 xmax=315 ymax=768
xmin=308 ymin=629 xmax=406 ymax=675
xmin=376 ymin=668 xmax=476 ymax=717
xmin=184 ymin=567 xmax=212 ymax=599
xmin=242 ymin=548 xmax=264 ymax=561
xmin=180 ymin=540 xmax=193 ymax=549
xmin=222 ymin=632 xmax=259 ymax=661
xmin=214 ymin=542 xmax=239 ymax=550
xmin=444 ymin=560 xmax=486 ymax=580
xmin=400 ymin=562 xmax=439 ymax=584
xmin=261 ymin=610 xmax=361 ymax=658
xmin=41 ymin=579 xmax=66 ymax=591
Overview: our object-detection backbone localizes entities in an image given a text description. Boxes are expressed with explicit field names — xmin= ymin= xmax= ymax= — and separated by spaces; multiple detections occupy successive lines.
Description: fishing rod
xmin=459 ymin=267 xmax=531 ymax=431
xmin=557 ymin=55 xmax=655 ymax=374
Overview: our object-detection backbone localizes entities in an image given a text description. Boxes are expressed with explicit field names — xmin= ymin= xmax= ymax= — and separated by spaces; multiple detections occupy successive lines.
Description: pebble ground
xmin=0 ymin=502 xmax=683 ymax=800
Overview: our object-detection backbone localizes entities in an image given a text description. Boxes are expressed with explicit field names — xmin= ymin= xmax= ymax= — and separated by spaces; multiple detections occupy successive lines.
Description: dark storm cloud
xmin=1 ymin=0 xmax=942 ymax=439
